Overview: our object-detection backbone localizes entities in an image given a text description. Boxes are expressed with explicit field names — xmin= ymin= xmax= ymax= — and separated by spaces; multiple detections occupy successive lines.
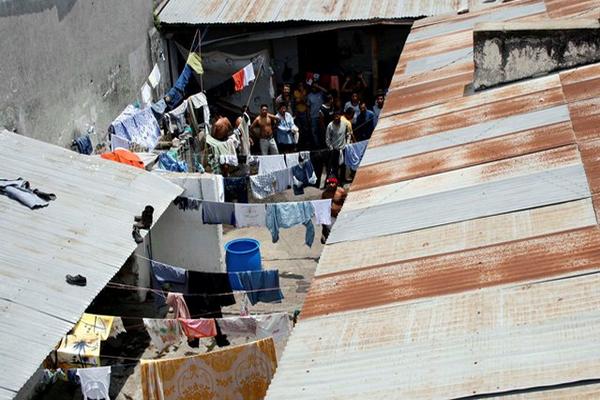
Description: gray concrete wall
xmin=473 ymin=20 xmax=600 ymax=90
xmin=0 ymin=0 xmax=158 ymax=147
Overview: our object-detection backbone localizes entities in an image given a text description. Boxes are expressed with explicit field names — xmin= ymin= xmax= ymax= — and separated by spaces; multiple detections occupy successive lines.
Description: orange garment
xmin=101 ymin=149 xmax=144 ymax=169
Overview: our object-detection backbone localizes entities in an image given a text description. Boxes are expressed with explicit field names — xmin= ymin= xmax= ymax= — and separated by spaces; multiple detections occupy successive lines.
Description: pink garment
xmin=178 ymin=319 xmax=217 ymax=338
xmin=166 ymin=293 xmax=190 ymax=319
xmin=330 ymin=75 xmax=340 ymax=92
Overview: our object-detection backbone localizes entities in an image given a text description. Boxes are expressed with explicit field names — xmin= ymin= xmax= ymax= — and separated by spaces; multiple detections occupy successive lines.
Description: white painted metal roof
xmin=0 ymin=131 xmax=182 ymax=399
xmin=158 ymin=0 xmax=461 ymax=25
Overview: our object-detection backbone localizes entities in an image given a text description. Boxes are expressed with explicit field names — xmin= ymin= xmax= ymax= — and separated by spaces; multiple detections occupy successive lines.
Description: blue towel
xmin=344 ymin=140 xmax=368 ymax=171
xmin=202 ymin=201 xmax=236 ymax=225
xmin=159 ymin=152 xmax=188 ymax=172
xmin=233 ymin=270 xmax=284 ymax=305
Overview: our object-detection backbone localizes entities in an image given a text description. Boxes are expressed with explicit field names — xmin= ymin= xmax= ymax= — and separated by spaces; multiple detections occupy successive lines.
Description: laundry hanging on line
xmin=148 ymin=258 xmax=286 ymax=306
xmin=141 ymin=337 xmax=277 ymax=400
xmin=109 ymin=105 xmax=161 ymax=151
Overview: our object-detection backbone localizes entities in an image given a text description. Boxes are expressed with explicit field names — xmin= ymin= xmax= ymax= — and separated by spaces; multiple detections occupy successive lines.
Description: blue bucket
xmin=225 ymin=238 xmax=262 ymax=290
xmin=225 ymin=238 xmax=262 ymax=272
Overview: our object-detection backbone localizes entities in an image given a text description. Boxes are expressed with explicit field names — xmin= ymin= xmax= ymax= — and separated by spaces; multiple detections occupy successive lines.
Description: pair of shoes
xmin=66 ymin=274 xmax=87 ymax=286
xmin=134 ymin=205 xmax=154 ymax=229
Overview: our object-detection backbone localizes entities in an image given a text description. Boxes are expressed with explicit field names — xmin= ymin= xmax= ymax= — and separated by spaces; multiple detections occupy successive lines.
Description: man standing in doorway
xmin=250 ymin=104 xmax=280 ymax=155
xmin=275 ymin=84 xmax=292 ymax=114
xmin=326 ymin=109 xmax=351 ymax=182
xmin=275 ymin=102 xmax=297 ymax=154
xmin=353 ymin=101 xmax=376 ymax=141
xmin=344 ymin=92 xmax=361 ymax=123
xmin=307 ymin=83 xmax=325 ymax=149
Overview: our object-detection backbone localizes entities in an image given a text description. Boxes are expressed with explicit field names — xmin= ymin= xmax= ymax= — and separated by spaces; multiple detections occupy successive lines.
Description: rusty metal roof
xmin=0 ymin=132 xmax=182 ymax=399
xmin=267 ymin=0 xmax=600 ymax=398
xmin=158 ymin=0 xmax=462 ymax=25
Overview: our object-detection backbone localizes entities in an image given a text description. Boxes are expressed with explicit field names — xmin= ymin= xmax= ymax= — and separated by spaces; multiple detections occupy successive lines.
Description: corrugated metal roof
xmin=158 ymin=0 xmax=461 ymax=25
xmin=0 ymin=131 xmax=182 ymax=399
xmin=267 ymin=0 xmax=600 ymax=398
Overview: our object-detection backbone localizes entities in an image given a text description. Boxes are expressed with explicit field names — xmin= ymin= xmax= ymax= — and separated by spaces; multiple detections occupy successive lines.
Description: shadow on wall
xmin=0 ymin=0 xmax=77 ymax=20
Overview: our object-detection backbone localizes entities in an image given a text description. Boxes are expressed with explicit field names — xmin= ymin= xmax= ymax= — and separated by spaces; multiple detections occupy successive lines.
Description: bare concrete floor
xmin=35 ymin=186 xmax=326 ymax=399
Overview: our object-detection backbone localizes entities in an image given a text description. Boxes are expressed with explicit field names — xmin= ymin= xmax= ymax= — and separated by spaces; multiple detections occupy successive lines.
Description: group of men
xmin=237 ymin=80 xmax=384 ymax=183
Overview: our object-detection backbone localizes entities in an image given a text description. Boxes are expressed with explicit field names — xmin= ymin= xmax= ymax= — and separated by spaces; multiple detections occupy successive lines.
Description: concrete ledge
xmin=473 ymin=20 xmax=600 ymax=90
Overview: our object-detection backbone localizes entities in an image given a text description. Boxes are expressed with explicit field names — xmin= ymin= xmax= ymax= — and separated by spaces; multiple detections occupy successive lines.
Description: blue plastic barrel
xmin=225 ymin=238 xmax=262 ymax=273
xmin=225 ymin=238 xmax=262 ymax=290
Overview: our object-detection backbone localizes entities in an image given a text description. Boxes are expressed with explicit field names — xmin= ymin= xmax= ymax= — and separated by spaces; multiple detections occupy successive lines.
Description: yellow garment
xmin=73 ymin=313 xmax=114 ymax=340
xmin=56 ymin=335 xmax=101 ymax=369
xmin=187 ymin=52 xmax=204 ymax=75
xmin=141 ymin=337 xmax=277 ymax=400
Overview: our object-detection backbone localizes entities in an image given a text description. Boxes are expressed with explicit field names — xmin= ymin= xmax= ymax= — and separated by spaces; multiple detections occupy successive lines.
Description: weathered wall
xmin=474 ymin=20 xmax=600 ymax=90
xmin=0 ymin=0 xmax=157 ymax=147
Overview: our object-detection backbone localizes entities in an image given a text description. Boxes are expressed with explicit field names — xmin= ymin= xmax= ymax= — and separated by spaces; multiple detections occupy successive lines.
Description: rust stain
xmin=401 ymin=30 xmax=473 ymax=62
xmin=385 ymin=72 xmax=473 ymax=115
xmin=352 ymin=122 xmax=575 ymax=191
xmin=545 ymin=0 xmax=600 ymax=18
xmin=579 ymin=139 xmax=600 ymax=194
xmin=370 ymin=88 xmax=565 ymax=148
xmin=302 ymin=227 xmax=600 ymax=318
xmin=567 ymin=97 xmax=600 ymax=143
xmin=560 ymin=63 xmax=600 ymax=102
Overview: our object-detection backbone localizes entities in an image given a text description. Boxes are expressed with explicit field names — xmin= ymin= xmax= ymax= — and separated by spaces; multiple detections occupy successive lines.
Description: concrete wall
xmin=474 ymin=20 xmax=600 ymax=90
xmin=0 ymin=0 xmax=159 ymax=147
xmin=134 ymin=172 xmax=226 ymax=301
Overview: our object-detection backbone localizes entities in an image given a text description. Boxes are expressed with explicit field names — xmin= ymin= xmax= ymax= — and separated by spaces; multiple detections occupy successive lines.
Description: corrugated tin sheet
xmin=158 ymin=0 xmax=461 ymax=25
xmin=0 ymin=131 xmax=182 ymax=399
xmin=267 ymin=0 xmax=600 ymax=398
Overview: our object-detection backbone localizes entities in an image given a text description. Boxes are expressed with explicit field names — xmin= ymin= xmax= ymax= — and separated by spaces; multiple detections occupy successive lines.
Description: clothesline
xmin=132 ymin=253 xmax=300 ymax=289
xmin=210 ymin=140 xmax=369 ymax=178
xmin=106 ymin=280 xmax=296 ymax=297
xmin=175 ymin=194 xmax=330 ymax=208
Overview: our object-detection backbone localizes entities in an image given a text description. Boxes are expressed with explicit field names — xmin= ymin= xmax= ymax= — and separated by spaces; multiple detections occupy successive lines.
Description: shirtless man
xmin=321 ymin=176 xmax=347 ymax=244
xmin=250 ymin=104 xmax=280 ymax=155
xmin=211 ymin=110 xmax=233 ymax=141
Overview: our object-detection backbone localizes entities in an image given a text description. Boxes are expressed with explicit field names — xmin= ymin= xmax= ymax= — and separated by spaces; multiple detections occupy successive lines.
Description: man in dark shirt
xmin=353 ymin=101 xmax=376 ymax=141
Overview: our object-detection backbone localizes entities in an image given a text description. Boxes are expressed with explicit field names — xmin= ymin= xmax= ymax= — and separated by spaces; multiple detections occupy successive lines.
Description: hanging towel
xmin=73 ymin=314 xmax=116 ymax=341
xmin=215 ymin=316 xmax=258 ymax=338
xmin=273 ymin=168 xmax=293 ymax=193
xmin=255 ymin=313 xmax=292 ymax=346
xmin=166 ymin=293 xmax=191 ymax=319
xmin=150 ymin=260 xmax=187 ymax=293
xmin=258 ymin=154 xmax=287 ymax=175
xmin=178 ymin=318 xmax=217 ymax=339
xmin=266 ymin=202 xmax=315 ymax=246
xmin=236 ymin=270 xmax=284 ymax=306
xmin=234 ymin=203 xmax=267 ymax=227
xmin=311 ymin=199 xmax=332 ymax=225
xmin=202 ymin=201 xmax=235 ymax=225
xmin=187 ymin=52 xmax=204 ymax=75
xmin=140 ymin=338 xmax=277 ymax=400
xmin=250 ymin=173 xmax=276 ymax=200
xmin=232 ymin=62 xmax=256 ymax=92
xmin=143 ymin=319 xmax=185 ymax=352
xmin=110 ymin=134 xmax=130 ymax=151
xmin=344 ymin=140 xmax=368 ymax=171
xmin=76 ymin=366 xmax=111 ymax=400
